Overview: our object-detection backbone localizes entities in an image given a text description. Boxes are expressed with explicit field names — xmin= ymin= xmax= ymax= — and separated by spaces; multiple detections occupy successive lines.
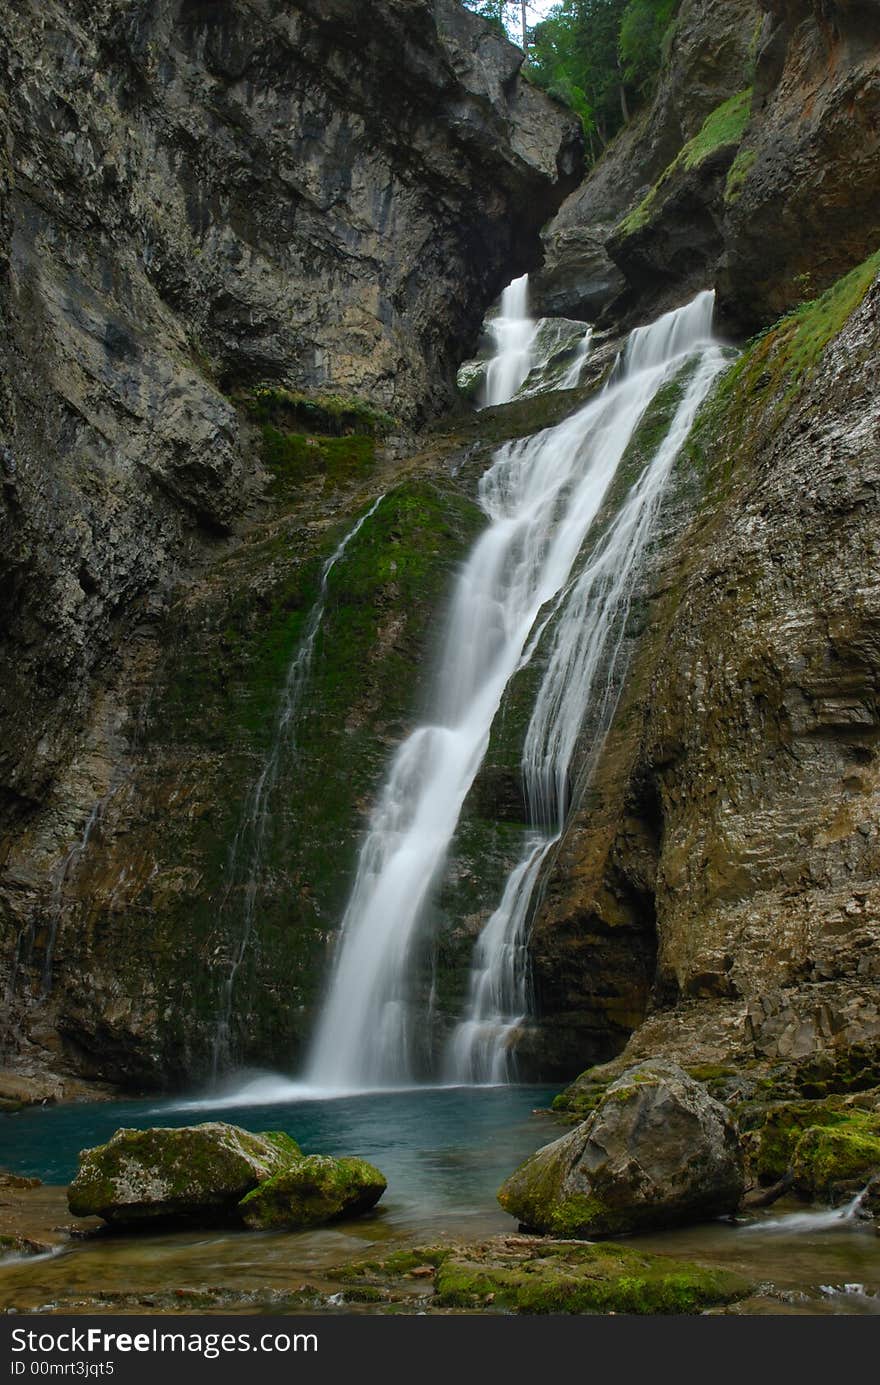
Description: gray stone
xmin=499 ymin=1061 xmax=745 ymax=1236
xmin=67 ymin=1122 xmax=303 ymax=1225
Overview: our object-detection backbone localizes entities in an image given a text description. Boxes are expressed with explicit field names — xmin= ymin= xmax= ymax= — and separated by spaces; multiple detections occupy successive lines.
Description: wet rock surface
xmin=329 ymin=1234 xmax=752 ymax=1314
xmin=498 ymin=1061 xmax=744 ymax=1237
xmin=537 ymin=0 xmax=880 ymax=335
xmin=239 ymin=1154 xmax=386 ymax=1231
xmin=533 ymin=0 xmax=761 ymax=323
xmin=0 ymin=0 xmax=578 ymax=1087
xmin=66 ymin=1120 xmax=386 ymax=1231
xmin=531 ymin=263 xmax=880 ymax=1087
xmin=67 ymin=1122 xmax=303 ymax=1225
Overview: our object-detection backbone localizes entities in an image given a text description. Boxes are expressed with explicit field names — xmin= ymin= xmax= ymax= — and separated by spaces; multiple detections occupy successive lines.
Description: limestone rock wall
xmin=535 ymin=0 xmax=880 ymax=337
xmin=531 ymin=265 xmax=880 ymax=1083
xmin=0 ymin=0 xmax=580 ymax=1091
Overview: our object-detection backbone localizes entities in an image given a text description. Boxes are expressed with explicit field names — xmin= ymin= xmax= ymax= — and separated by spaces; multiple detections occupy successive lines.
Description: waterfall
xmin=307 ymin=289 xmax=725 ymax=1091
xmin=211 ymin=494 xmax=385 ymax=1073
xmin=481 ymin=274 xmax=538 ymax=408
xmin=41 ymin=795 xmax=106 ymax=997
xmin=446 ymin=301 xmax=727 ymax=1082
xmin=560 ymin=328 xmax=594 ymax=389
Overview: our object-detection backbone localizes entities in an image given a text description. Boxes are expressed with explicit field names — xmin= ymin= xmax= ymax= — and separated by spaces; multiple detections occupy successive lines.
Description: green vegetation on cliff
xmin=233 ymin=386 xmax=396 ymax=497
xmin=130 ymin=474 xmax=484 ymax=1077
xmin=619 ymin=88 xmax=752 ymax=235
xmin=683 ymin=246 xmax=880 ymax=496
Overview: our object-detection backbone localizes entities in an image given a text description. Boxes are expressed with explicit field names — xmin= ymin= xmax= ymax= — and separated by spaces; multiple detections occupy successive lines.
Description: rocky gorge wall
xmin=2 ymin=0 xmax=879 ymax=1104
xmin=530 ymin=254 xmax=880 ymax=1093
xmin=535 ymin=0 xmax=880 ymax=335
xmin=523 ymin=0 xmax=880 ymax=1091
xmin=0 ymin=0 xmax=580 ymax=1095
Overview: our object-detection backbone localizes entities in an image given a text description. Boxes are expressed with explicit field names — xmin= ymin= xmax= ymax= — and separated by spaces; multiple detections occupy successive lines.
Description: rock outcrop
xmin=239 ymin=1154 xmax=386 ymax=1230
xmin=536 ymin=0 xmax=880 ymax=336
xmin=718 ymin=0 xmax=880 ymax=331
xmin=533 ymin=0 xmax=762 ymax=322
xmin=498 ymin=1061 xmax=744 ymax=1237
xmin=331 ymin=1235 xmax=751 ymax=1314
xmin=68 ymin=1122 xmax=303 ymax=1224
xmin=531 ymin=255 xmax=880 ymax=1087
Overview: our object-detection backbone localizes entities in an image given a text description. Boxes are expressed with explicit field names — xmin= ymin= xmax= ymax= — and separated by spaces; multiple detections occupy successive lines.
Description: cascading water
xmin=559 ymin=328 xmax=594 ymax=389
xmin=481 ymin=274 xmax=538 ymax=408
xmin=211 ymin=495 xmax=384 ymax=1073
xmin=446 ymin=301 xmax=727 ymax=1082
xmin=307 ymin=288 xmax=726 ymax=1091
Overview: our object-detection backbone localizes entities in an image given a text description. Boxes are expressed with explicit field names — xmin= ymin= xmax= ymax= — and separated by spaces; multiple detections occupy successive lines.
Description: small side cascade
xmin=481 ymin=274 xmax=539 ymax=408
xmin=559 ymin=328 xmax=594 ymax=389
xmin=211 ymin=494 xmax=385 ymax=1075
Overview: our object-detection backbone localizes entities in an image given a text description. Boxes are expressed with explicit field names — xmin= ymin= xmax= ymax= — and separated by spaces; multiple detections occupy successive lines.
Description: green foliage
xmin=526 ymin=1 xmax=679 ymax=156
xmin=528 ymin=1 xmax=628 ymax=150
xmin=619 ymin=0 xmax=678 ymax=95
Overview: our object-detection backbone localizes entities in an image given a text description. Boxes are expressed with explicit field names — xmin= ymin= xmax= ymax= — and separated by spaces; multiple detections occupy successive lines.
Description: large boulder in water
xmin=67 ymin=1123 xmax=302 ymax=1225
xmin=238 ymin=1154 xmax=387 ymax=1230
xmin=498 ymin=1061 xmax=744 ymax=1237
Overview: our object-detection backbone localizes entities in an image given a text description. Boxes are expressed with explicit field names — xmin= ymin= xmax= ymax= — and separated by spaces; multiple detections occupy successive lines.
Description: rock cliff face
xmin=531 ymin=258 xmax=880 ymax=1089
xmin=0 ymin=0 xmax=580 ymax=1092
xmin=516 ymin=0 xmax=880 ymax=1095
xmin=536 ymin=0 xmax=880 ymax=337
xmin=2 ymin=0 xmax=879 ymax=1103
xmin=533 ymin=0 xmax=762 ymax=322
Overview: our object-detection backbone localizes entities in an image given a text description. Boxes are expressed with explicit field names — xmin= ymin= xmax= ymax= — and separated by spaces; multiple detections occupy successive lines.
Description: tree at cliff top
xmin=527 ymin=0 xmax=679 ymax=157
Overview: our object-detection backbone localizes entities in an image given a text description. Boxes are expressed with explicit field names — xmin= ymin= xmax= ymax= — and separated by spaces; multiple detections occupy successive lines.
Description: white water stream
xmin=447 ymin=298 xmax=726 ymax=1082
xmin=307 ymin=287 xmax=725 ymax=1090
xmin=212 ymin=495 xmax=385 ymax=1072
xmin=559 ymin=328 xmax=594 ymax=389
xmin=481 ymin=274 xmax=538 ymax=407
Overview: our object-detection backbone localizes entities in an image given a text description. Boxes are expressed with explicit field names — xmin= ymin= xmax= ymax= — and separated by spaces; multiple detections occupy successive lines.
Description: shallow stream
xmin=1 ymin=1084 xmax=877 ymax=1314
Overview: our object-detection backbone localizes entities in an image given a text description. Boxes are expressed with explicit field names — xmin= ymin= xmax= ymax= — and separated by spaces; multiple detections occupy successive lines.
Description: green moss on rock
xmin=432 ymin=1241 xmax=751 ymax=1314
xmin=618 ymin=90 xmax=752 ymax=236
xmin=791 ymin=1116 xmax=880 ymax=1197
xmin=744 ymin=1097 xmax=855 ymax=1184
xmin=724 ymin=147 xmax=757 ymax=204
xmin=67 ymin=1122 xmax=302 ymax=1224
xmin=238 ymin=1153 xmax=386 ymax=1230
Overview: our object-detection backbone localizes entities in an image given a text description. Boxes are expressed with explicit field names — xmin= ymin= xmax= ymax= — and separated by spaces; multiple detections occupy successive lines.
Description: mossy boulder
xmin=238 ymin=1154 xmax=386 ymax=1230
xmin=742 ymin=1092 xmax=878 ymax=1185
xmin=67 ymin=1123 xmax=302 ymax=1225
xmin=499 ymin=1061 xmax=744 ymax=1237
xmin=790 ymin=1116 xmax=880 ymax=1199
